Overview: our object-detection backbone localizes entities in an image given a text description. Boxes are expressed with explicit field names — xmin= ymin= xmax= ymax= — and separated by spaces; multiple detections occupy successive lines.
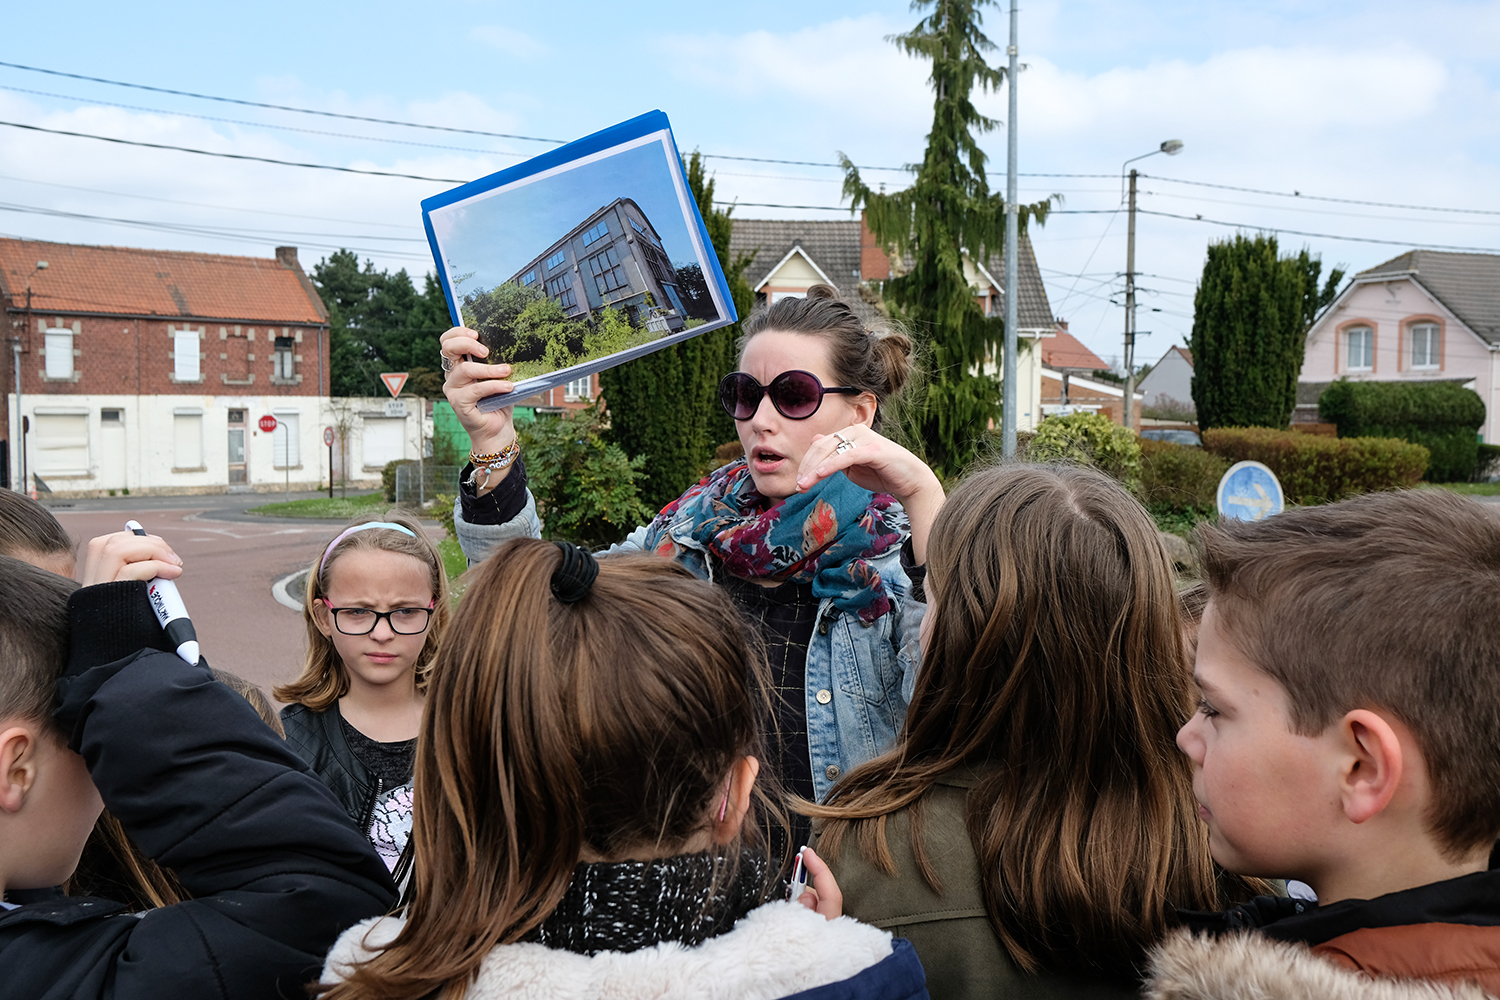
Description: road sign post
xmin=324 ymin=426 xmax=335 ymax=498
xmin=1216 ymin=461 xmax=1285 ymax=522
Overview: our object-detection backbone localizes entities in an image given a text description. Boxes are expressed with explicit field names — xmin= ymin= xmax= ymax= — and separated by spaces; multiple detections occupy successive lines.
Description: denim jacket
xmin=454 ymin=494 xmax=925 ymax=802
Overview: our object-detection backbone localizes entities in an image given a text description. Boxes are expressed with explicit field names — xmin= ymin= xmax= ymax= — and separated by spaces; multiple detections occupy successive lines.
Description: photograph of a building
xmin=508 ymin=198 xmax=689 ymax=334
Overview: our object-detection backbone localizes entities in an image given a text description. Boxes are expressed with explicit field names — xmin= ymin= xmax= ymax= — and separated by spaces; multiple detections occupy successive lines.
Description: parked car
xmin=1140 ymin=428 xmax=1202 ymax=447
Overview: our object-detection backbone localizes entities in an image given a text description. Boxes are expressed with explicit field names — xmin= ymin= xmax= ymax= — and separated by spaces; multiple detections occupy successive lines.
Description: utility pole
xmin=1123 ymin=169 xmax=1138 ymax=432
xmin=1001 ymin=0 xmax=1019 ymax=458
xmin=14 ymin=260 xmax=48 ymax=493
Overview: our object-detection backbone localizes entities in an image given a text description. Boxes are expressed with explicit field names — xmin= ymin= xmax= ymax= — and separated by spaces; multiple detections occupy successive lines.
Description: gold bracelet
xmin=466 ymin=440 xmax=521 ymax=490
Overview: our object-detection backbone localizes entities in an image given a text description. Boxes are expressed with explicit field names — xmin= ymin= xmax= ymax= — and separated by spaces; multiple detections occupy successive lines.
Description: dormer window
xmin=1410 ymin=323 xmax=1440 ymax=370
xmin=1345 ymin=325 xmax=1374 ymax=372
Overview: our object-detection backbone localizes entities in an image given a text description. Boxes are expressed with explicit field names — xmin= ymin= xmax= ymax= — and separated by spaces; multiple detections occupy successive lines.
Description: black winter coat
xmin=281 ymin=701 xmax=386 ymax=831
xmin=0 ymin=581 xmax=396 ymax=1000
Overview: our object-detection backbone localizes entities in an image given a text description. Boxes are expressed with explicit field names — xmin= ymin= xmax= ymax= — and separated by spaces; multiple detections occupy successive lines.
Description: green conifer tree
xmin=1189 ymin=234 xmax=1343 ymax=429
xmin=843 ymin=0 xmax=1055 ymax=478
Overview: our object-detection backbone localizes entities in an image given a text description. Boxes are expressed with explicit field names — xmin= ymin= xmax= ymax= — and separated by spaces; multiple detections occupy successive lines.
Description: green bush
xmin=1474 ymin=443 xmax=1500 ymax=483
xmin=1203 ymin=427 xmax=1428 ymax=504
xmin=1027 ymin=413 xmax=1142 ymax=490
xmin=382 ymin=459 xmax=416 ymax=502
xmin=1139 ymin=439 xmax=1229 ymax=513
xmin=518 ymin=400 xmax=655 ymax=549
xmin=1318 ymin=379 xmax=1484 ymax=483
xmin=430 ymin=492 xmax=456 ymax=540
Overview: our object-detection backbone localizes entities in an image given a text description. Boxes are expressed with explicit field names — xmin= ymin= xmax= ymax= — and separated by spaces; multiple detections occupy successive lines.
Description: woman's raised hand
xmin=441 ymin=328 xmax=520 ymax=494
xmin=795 ymin=426 xmax=944 ymax=564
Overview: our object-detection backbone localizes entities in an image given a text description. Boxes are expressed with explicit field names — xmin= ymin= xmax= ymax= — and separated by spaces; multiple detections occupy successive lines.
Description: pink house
xmin=1299 ymin=251 xmax=1500 ymax=440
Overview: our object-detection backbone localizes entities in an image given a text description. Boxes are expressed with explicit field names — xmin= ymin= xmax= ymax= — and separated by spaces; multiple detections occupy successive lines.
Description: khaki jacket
xmin=823 ymin=771 xmax=1137 ymax=1000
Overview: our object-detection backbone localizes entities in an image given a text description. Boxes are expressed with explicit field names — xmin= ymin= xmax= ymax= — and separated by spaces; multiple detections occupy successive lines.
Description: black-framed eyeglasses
xmin=321 ymin=600 xmax=433 ymax=636
xmin=719 ymin=370 xmax=860 ymax=421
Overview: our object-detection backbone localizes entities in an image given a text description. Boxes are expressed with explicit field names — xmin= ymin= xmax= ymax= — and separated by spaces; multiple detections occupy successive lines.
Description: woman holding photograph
xmin=440 ymin=284 xmax=940 ymax=807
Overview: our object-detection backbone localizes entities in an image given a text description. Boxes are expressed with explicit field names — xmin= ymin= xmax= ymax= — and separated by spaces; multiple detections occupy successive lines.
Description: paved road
xmin=41 ymin=491 xmax=438 ymax=703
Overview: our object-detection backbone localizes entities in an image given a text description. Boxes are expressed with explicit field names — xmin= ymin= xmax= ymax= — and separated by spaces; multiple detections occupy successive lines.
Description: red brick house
xmin=2 ymin=239 xmax=330 ymax=495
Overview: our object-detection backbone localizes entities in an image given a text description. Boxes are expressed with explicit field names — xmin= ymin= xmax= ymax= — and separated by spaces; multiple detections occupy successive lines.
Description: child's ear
xmin=0 ymin=726 xmax=41 ymax=814
xmin=1337 ymin=709 xmax=1404 ymax=825
xmin=711 ymin=755 xmax=760 ymax=844
xmin=311 ymin=598 xmax=334 ymax=639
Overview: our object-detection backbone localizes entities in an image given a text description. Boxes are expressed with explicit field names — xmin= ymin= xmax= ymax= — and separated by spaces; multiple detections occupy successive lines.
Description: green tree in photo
xmin=601 ymin=151 xmax=756 ymax=511
xmin=842 ymin=0 xmax=1057 ymax=478
xmin=1189 ymin=235 xmax=1344 ymax=430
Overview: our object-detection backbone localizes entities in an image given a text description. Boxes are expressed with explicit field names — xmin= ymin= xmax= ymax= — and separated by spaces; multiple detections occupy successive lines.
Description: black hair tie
xmin=550 ymin=541 xmax=599 ymax=604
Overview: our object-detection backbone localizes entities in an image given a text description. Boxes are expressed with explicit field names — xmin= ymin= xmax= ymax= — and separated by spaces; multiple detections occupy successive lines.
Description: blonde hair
xmin=273 ymin=512 xmax=450 ymax=710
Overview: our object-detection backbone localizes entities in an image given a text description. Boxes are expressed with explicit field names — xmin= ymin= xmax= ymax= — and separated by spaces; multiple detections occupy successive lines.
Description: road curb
xmin=272 ymin=569 xmax=307 ymax=612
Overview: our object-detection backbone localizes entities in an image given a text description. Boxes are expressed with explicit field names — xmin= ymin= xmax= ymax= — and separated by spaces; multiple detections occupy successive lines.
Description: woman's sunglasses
xmin=718 ymin=370 xmax=860 ymax=421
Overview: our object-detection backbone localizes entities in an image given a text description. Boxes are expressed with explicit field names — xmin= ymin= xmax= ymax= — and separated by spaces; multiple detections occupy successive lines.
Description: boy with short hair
xmin=0 ymin=533 xmax=395 ymax=999
xmin=1149 ymin=488 xmax=1500 ymax=999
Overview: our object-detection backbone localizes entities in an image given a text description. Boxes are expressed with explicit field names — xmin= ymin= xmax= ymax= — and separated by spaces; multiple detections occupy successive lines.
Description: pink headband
xmin=319 ymin=521 xmax=417 ymax=575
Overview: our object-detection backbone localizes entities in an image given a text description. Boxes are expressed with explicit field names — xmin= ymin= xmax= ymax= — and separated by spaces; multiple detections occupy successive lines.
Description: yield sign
xmin=379 ymin=372 xmax=408 ymax=398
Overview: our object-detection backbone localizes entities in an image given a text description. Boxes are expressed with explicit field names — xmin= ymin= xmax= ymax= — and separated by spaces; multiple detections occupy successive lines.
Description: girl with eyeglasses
xmin=275 ymin=513 xmax=451 ymax=873
xmin=440 ymin=284 xmax=942 ymax=809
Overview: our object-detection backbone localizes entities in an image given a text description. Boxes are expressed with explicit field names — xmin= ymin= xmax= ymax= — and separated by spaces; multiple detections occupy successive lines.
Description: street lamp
xmin=11 ymin=260 xmax=47 ymax=493
xmin=1121 ymin=141 xmax=1182 ymax=432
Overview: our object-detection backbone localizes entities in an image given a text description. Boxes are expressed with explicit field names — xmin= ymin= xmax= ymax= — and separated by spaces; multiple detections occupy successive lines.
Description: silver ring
xmin=833 ymin=432 xmax=855 ymax=455
xmin=440 ymin=354 xmax=454 ymax=373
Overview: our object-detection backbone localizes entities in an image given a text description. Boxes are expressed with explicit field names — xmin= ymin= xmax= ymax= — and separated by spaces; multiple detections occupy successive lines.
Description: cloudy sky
xmin=3 ymin=0 xmax=1498 ymax=367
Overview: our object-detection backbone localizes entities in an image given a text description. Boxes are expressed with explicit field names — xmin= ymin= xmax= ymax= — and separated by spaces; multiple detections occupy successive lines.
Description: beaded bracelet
xmin=466 ymin=439 xmax=521 ymax=491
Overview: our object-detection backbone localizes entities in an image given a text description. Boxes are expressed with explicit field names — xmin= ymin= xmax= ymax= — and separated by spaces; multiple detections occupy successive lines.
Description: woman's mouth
xmin=751 ymin=449 xmax=787 ymax=474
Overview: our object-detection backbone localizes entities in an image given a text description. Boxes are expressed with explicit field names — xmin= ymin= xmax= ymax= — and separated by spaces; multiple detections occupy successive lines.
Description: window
xmin=581 ymin=219 xmax=610 ymax=247
xmin=638 ymin=240 xmax=674 ymax=287
xmin=1410 ymin=323 xmax=1440 ymax=369
xmin=44 ymin=328 xmax=73 ymax=379
xmin=273 ymin=411 xmax=300 ymax=468
xmin=1345 ymin=326 xmax=1373 ymax=371
xmin=32 ymin=412 xmax=88 ymax=475
xmin=101 ymin=408 xmax=123 ymax=425
xmin=629 ymin=217 xmax=660 ymax=246
xmin=545 ymin=249 xmax=567 ymax=270
xmin=564 ymin=376 xmax=593 ymax=401
xmin=587 ymin=246 xmax=628 ymax=297
xmin=173 ymin=329 xmax=200 ymax=381
xmin=770 ymin=291 xmax=806 ymax=305
xmin=173 ymin=410 xmax=204 ymax=469
xmin=520 ymin=269 xmax=537 ymax=286
xmin=545 ymin=274 xmax=577 ymax=310
xmin=273 ymin=337 xmax=295 ymax=380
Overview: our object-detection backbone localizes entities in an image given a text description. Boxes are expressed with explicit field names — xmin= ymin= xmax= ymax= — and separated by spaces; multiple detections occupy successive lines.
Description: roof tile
xmin=1357 ymin=250 xmax=1500 ymax=346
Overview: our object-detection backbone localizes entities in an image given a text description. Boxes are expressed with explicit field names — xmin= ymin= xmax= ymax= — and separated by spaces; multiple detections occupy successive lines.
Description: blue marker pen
xmin=788 ymin=847 xmax=809 ymax=902
xmin=125 ymin=520 xmax=200 ymax=665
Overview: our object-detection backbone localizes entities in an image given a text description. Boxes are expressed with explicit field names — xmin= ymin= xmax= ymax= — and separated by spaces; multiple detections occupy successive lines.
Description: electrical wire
xmin=1137 ymin=208 xmax=1500 ymax=253
xmin=1139 ymin=172 xmax=1500 ymax=218
xmin=1142 ymin=187 xmax=1500 ymax=228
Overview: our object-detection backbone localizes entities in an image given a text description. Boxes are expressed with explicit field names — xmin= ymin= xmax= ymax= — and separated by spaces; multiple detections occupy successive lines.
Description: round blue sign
xmin=1216 ymin=461 xmax=1285 ymax=522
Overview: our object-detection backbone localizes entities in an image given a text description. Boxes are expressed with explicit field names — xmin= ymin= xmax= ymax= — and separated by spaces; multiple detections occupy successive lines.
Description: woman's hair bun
xmin=806 ymin=283 xmax=840 ymax=302
xmin=871 ymin=329 xmax=915 ymax=399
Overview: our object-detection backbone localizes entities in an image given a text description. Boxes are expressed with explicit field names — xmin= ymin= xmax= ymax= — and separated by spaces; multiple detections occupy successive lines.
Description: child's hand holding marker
xmin=789 ymin=846 xmax=843 ymax=920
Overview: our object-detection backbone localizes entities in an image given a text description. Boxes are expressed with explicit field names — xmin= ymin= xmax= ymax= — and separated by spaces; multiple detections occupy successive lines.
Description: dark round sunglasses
xmin=719 ymin=370 xmax=860 ymax=421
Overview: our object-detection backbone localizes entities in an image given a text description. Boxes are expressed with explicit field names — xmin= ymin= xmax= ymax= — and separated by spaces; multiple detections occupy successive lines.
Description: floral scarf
xmin=642 ymin=459 xmax=906 ymax=623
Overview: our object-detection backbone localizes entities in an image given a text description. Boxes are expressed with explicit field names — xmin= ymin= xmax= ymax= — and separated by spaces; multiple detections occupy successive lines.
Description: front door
xmin=227 ymin=409 xmax=246 ymax=484
xmin=99 ymin=409 xmax=126 ymax=490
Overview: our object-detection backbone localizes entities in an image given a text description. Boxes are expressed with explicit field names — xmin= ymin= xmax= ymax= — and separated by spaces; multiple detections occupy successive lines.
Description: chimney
xmin=275 ymin=246 xmax=299 ymax=269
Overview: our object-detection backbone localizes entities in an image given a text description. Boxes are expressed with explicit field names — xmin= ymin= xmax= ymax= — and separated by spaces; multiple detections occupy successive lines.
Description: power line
xmin=0 ymin=59 xmax=567 ymax=145
xmin=1138 ymin=208 xmax=1500 ymax=253
xmin=0 ymin=83 xmax=527 ymax=157
xmin=1140 ymin=172 xmax=1500 ymax=218
xmin=0 ymin=119 xmax=467 ymax=183
xmin=1143 ymin=187 xmax=1500 ymax=228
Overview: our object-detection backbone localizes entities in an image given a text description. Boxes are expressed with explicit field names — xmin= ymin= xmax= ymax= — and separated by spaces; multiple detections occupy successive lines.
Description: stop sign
xmin=257 ymin=415 xmax=278 ymax=433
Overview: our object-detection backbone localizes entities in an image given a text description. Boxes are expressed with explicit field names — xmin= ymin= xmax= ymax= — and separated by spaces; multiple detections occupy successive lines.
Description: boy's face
xmin=1176 ymin=602 xmax=1340 ymax=881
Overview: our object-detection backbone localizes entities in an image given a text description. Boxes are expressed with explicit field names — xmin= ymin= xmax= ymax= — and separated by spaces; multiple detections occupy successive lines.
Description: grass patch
xmin=1150 ymin=504 xmax=1215 ymax=537
xmin=438 ymin=537 xmax=467 ymax=582
xmin=1420 ymin=481 xmax=1500 ymax=496
xmin=246 ymin=491 xmax=389 ymax=518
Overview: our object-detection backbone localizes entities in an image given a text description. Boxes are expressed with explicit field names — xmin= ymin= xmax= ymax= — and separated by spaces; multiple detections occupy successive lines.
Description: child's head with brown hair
xmin=274 ymin=513 xmax=450 ymax=710
xmin=322 ymin=539 xmax=778 ymax=1000
xmin=1178 ymin=488 xmax=1500 ymax=904
xmin=0 ymin=490 xmax=75 ymax=578
xmin=0 ymin=555 xmax=101 ymax=897
xmin=811 ymin=464 xmax=1256 ymax=981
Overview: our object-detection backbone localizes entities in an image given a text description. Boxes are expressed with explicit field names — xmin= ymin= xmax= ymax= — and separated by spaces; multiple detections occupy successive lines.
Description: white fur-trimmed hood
xmin=1145 ymin=930 xmax=1496 ymax=1000
xmin=324 ymin=900 xmax=897 ymax=1000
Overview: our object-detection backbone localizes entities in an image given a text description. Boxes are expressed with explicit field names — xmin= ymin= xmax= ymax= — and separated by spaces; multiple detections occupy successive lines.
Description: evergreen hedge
xmin=1317 ymin=379 xmax=1485 ymax=483
xmin=1027 ymin=413 xmax=1142 ymax=491
xmin=1138 ymin=439 xmax=1229 ymax=514
xmin=1203 ymin=427 xmax=1428 ymax=504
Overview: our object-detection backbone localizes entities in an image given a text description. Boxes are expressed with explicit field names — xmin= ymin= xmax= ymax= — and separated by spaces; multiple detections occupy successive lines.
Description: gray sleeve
xmin=453 ymin=490 xmax=543 ymax=567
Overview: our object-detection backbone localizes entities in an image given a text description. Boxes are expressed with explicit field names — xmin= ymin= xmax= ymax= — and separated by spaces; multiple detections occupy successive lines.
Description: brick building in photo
xmin=2 ymin=238 xmax=333 ymax=496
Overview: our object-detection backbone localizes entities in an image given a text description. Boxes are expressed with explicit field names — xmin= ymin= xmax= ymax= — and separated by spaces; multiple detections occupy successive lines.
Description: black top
xmin=457 ymin=456 xmax=530 ymax=524
xmin=339 ymin=715 xmax=416 ymax=786
xmin=0 ymin=581 xmax=394 ymax=1000
xmin=718 ymin=569 xmax=819 ymax=803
